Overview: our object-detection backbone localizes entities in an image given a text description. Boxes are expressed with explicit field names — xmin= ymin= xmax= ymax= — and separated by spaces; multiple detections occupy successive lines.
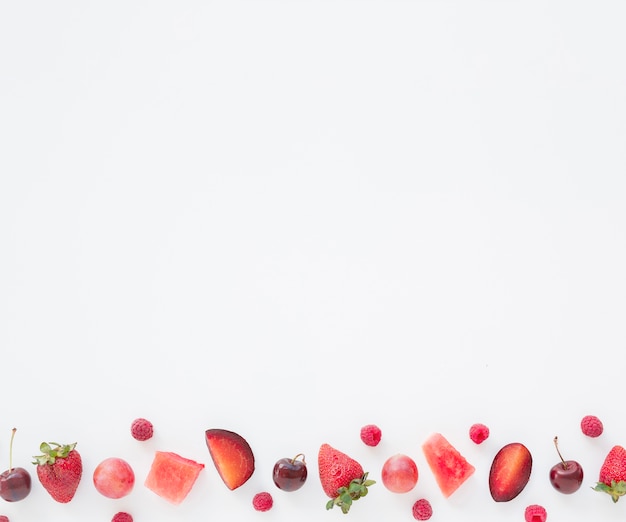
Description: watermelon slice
xmin=422 ymin=433 xmax=475 ymax=498
xmin=144 ymin=451 xmax=205 ymax=504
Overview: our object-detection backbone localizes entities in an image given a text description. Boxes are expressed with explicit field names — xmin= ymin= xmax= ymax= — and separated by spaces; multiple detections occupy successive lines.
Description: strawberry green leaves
xmin=32 ymin=442 xmax=77 ymax=466
xmin=325 ymin=473 xmax=375 ymax=514
xmin=593 ymin=480 xmax=626 ymax=503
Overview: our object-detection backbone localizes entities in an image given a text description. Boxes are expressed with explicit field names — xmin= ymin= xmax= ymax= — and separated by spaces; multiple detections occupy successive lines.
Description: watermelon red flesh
xmin=144 ymin=451 xmax=205 ymax=504
xmin=422 ymin=433 xmax=475 ymax=498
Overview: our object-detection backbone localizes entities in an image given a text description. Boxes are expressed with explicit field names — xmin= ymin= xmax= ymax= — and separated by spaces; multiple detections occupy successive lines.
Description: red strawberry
xmin=32 ymin=442 xmax=82 ymax=503
xmin=594 ymin=445 xmax=626 ymax=502
xmin=318 ymin=443 xmax=375 ymax=514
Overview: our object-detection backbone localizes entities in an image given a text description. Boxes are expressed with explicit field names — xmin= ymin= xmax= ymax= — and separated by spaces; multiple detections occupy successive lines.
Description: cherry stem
xmin=8 ymin=428 xmax=16 ymax=473
xmin=554 ymin=436 xmax=568 ymax=469
xmin=291 ymin=453 xmax=305 ymax=465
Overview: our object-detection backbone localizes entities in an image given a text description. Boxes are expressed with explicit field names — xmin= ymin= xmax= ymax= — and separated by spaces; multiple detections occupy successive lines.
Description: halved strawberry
xmin=205 ymin=429 xmax=254 ymax=490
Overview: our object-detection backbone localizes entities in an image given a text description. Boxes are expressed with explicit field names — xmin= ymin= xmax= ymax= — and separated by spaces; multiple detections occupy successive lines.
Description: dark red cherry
xmin=272 ymin=454 xmax=307 ymax=492
xmin=0 ymin=429 xmax=31 ymax=502
xmin=0 ymin=467 xmax=31 ymax=502
xmin=549 ymin=436 xmax=583 ymax=494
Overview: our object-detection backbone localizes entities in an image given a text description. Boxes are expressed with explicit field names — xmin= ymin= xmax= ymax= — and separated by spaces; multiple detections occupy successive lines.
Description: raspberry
xmin=581 ymin=415 xmax=603 ymax=437
xmin=412 ymin=498 xmax=433 ymax=521
xmin=524 ymin=504 xmax=547 ymax=522
xmin=112 ymin=513 xmax=133 ymax=522
xmin=469 ymin=423 xmax=490 ymax=444
xmin=0 ymin=515 xmax=9 ymax=522
xmin=252 ymin=492 xmax=273 ymax=512
xmin=360 ymin=424 xmax=382 ymax=447
xmin=131 ymin=417 xmax=154 ymax=441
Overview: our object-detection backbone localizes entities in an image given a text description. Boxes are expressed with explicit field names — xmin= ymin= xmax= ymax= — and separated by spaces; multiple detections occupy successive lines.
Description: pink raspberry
xmin=412 ymin=498 xmax=433 ymax=520
xmin=469 ymin=423 xmax=490 ymax=444
xmin=112 ymin=513 xmax=133 ymax=522
xmin=252 ymin=492 xmax=273 ymax=512
xmin=131 ymin=417 xmax=154 ymax=441
xmin=524 ymin=504 xmax=547 ymax=522
xmin=581 ymin=415 xmax=603 ymax=437
xmin=360 ymin=424 xmax=382 ymax=447
xmin=0 ymin=515 xmax=9 ymax=522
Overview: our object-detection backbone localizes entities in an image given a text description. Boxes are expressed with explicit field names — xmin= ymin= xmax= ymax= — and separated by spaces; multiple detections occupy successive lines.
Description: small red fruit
xmin=412 ymin=498 xmax=433 ymax=521
xmin=548 ymin=436 xmax=583 ymax=494
xmin=360 ymin=425 xmax=382 ymax=447
xmin=252 ymin=491 xmax=273 ymax=511
xmin=272 ymin=454 xmax=307 ymax=491
xmin=111 ymin=513 xmax=133 ymax=522
xmin=0 ymin=429 xmax=31 ymax=503
xmin=381 ymin=454 xmax=418 ymax=493
xmin=131 ymin=418 xmax=154 ymax=441
xmin=488 ymin=442 xmax=532 ymax=502
xmin=0 ymin=515 xmax=8 ymax=522
xmin=581 ymin=415 xmax=603 ymax=437
xmin=524 ymin=504 xmax=547 ymax=522
xmin=469 ymin=423 xmax=490 ymax=444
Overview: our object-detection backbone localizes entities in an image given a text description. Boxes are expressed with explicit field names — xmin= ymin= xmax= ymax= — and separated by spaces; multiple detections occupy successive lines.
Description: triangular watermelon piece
xmin=144 ymin=451 xmax=205 ymax=504
xmin=422 ymin=433 xmax=475 ymax=498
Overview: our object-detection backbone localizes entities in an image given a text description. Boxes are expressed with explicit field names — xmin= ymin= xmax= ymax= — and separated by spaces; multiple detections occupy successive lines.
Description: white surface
xmin=1 ymin=1 xmax=625 ymax=521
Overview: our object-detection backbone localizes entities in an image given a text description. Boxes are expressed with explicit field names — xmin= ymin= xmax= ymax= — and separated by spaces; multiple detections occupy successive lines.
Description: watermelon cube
xmin=422 ymin=433 xmax=475 ymax=498
xmin=145 ymin=451 xmax=205 ymax=505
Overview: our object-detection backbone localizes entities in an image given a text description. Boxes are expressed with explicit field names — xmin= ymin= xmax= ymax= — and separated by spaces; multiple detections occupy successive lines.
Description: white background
xmin=1 ymin=1 xmax=625 ymax=521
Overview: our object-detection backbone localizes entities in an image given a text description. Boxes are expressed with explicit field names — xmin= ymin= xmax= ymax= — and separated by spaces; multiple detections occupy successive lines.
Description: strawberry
xmin=318 ymin=443 xmax=375 ymax=514
xmin=594 ymin=445 xmax=626 ymax=502
xmin=32 ymin=442 xmax=82 ymax=503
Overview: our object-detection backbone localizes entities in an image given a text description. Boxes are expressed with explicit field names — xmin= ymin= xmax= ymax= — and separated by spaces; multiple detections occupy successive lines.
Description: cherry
xmin=549 ymin=436 xmax=583 ymax=494
xmin=272 ymin=454 xmax=307 ymax=492
xmin=0 ymin=428 xmax=31 ymax=502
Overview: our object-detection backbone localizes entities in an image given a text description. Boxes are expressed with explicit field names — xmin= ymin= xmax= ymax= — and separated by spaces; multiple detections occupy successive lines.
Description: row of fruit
xmin=0 ymin=414 xmax=622 ymax=522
